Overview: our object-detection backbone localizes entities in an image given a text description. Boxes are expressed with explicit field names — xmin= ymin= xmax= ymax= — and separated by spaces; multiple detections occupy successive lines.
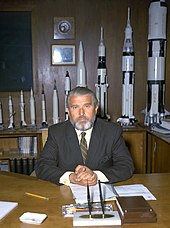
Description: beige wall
xmin=0 ymin=0 xmax=170 ymax=127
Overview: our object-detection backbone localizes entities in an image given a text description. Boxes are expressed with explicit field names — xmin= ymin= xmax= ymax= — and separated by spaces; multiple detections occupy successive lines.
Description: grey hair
xmin=66 ymin=87 xmax=98 ymax=108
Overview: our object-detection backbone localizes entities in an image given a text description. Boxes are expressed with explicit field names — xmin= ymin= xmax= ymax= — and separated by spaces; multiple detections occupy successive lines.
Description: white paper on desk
xmin=114 ymin=184 xmax=156 ymax=200
xmin=19 ymin=212 xmax=47 ymax=224
xmin=69 ymin=183 xmax=117 ymax=204
xmin=151 ymin=124 xmax=170 ymax=135
xmin=0 ymin=201 xmax=18 ymax=220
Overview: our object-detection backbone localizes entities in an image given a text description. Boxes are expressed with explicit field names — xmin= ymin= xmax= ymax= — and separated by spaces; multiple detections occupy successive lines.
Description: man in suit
xmin=35 ymin=87 xmax=134 ymax=186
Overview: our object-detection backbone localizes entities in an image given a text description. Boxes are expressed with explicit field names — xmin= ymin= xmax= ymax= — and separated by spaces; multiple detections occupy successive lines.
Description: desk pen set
xmin=73 ymin=180 xmax=121 ymax=226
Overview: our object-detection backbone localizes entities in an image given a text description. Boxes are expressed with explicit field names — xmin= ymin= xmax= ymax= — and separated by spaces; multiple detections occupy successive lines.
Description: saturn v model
xmin=144 ymin=0 xmax=170 ymax=125
xmin=117 ymin=7 xmax=136 ymax=126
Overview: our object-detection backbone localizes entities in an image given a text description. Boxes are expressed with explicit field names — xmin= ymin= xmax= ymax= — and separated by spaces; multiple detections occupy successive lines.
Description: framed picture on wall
xmin=0 ymin=159 xmax=10 ymax=172
xmin=51 ymin=44 xmax=76 ymax=65
xmin=53 ymin=17 xmax=75 ymax=40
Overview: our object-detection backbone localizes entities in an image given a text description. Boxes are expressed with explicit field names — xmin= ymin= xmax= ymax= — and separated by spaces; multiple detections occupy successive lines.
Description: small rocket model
xmin=0 ymin=100 xmax=3 ymax=129
xmin=65 ymin=71 xmax=71 ymax=120
xmin=30 ymin=88 xmax=36 ymax=128
xmin=8 ymin=95 xmax=15 ymax=129
xmin=53 ymin=80 xmax=59 ymax=124
xmin=144 ymin=0 xmax=169 ymax=125
xmin=20 ymin=90 xmax=27 ymax=128
xmin=95 ymin=27 xmax=109 ymax=120
xmin=117 ymin=7 xmax=136 ymax=125
xmin=77 ymin=41 xmax=87 ymax=87
xmin=41 ymin=84 xmax=48 ymax=128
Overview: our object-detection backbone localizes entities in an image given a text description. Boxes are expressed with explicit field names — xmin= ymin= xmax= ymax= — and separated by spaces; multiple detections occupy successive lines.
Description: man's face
xmin=67 ymin=95 xmax=98 ymax=131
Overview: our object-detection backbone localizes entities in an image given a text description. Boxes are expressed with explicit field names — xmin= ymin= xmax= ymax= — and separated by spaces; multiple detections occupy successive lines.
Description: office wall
xmin=0 ymin=0 xmax=170 ymax=127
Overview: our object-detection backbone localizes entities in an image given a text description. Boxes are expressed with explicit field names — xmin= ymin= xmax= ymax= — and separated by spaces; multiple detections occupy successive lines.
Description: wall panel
xmin=0 ymin=0 xmax=170 ymax=128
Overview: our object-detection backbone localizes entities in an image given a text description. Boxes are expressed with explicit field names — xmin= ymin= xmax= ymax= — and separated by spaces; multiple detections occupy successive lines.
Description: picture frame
xmin=53 ymin=17 xmax=75 ymax=40
xmin=0 ymin=159 xmax=10 ymax=172
xmin=51 ymin=44 xmax=76 ymax=65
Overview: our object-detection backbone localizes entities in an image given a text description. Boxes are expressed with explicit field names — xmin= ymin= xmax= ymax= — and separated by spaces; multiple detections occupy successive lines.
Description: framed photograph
xmin=0 ymin=159 xmax=10 ymax=172
xmin=51 ymin=44 xmax=76 ymax=65
xmin=53 ymin=17 xmax=75 ymax=40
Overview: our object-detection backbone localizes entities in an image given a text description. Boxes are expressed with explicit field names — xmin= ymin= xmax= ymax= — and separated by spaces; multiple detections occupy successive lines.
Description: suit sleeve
xmin=35 ymin=126 xmax=66 ymax=185
xmin=98 ymin=126 xmax=135 ymax=184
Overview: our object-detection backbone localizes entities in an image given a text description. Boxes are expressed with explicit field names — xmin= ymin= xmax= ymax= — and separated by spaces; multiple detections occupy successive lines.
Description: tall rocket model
xmin=30 ymin=88 xmax=36 ymax=128
xmin=53 ymin=80 xmax=59 ymax=124
xmin=8 ymin=95 xmax=15 ymax=129
xmin=95 ymin=27 xmax=109 ymax=120
xmin=0 ymin=100 xmax=3 ymax=129
xmin=65 ymin=71 xmax=71 ymax=120
xmin=117 ymin=7 xmax=136 ymax=125
xmin=77 ymin=41 xmax=87 ymax=87
xmin=20 ymin=90 xmax=27 ymax=128
xmin=41 ymin=84 xmax=48 ymax=128
xmin=144 ymin=0 xmax=169 ymax=125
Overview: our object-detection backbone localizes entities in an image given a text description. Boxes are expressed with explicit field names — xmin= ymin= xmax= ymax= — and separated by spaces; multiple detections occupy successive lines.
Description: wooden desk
xmin=0 ymin=171 xmax=170 ymax=228
xmin=147 ymin=131 xmax=170 ymax=173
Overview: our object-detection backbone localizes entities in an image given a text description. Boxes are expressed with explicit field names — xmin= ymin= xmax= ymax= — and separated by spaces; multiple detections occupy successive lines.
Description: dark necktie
xmin=80 ymin=132 xmax=87 ymax=163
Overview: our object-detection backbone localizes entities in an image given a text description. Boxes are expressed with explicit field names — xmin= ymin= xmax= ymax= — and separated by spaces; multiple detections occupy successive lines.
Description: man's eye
xmin=85 ymin=104 xmax=91 ymax=108
xmin=72 ymin=106 xmax=78 ymax=109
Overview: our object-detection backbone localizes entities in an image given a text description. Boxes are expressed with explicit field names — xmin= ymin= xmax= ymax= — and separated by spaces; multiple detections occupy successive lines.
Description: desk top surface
xmin=0 ymin=171 xmax=170 ymax=228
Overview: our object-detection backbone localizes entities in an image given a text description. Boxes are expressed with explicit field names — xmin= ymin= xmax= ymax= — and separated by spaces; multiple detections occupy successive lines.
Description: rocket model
xmin=8 ymin=95 xmax=15 ymax=129
xmin=30 ymin=88 xmax=36 ymax=128
xmin=117 ymin=7 xmax=136 ymax=125
xmin=41 ymin=84 xmax=48 ymax=128
xmin=53 ymin=80 xmax=59 ymax=124
xmin=144 ymin=0 xmax=169 ymax=125
xmin=65 ymin=71 xmax=71 ymax=120
xmin=0 ymin=100 xmax=3 ymax=129
xmin=20 ymin=90 xmax=27 ymax=128
xmin=77 ymin=41 xmax=87 ymax=87
xmin=95 ymin=27 xmax=109 ymax=120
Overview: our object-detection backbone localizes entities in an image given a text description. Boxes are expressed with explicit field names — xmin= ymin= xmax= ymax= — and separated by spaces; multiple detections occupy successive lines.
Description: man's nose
xmin=79 ymin=107 xmax=85 ymax=115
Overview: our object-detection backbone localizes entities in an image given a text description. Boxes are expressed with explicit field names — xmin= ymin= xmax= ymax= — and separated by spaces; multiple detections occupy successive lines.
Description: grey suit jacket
xmin=35 ymin=118 xmax=134 ymax=185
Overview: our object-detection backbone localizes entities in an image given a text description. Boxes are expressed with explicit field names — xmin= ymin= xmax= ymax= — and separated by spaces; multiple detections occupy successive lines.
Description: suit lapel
xmin=86 ymin=119 xmax=101 ymax=164
xmin=66 ymin=122 xmax=84 ymax=163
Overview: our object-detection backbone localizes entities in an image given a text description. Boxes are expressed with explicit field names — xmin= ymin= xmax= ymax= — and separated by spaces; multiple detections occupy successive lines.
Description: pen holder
xmin=73 ymin=211 xmax=121 ymax=226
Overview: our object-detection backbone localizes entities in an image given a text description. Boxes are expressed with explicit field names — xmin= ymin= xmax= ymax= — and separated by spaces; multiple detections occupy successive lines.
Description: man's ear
xmin=95 ymin=105 xmax=99 ymax=113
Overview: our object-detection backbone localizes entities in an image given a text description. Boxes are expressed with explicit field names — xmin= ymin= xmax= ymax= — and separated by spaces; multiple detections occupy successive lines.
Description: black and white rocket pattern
xmin=144 ymin=0 xmax=169 ymax=125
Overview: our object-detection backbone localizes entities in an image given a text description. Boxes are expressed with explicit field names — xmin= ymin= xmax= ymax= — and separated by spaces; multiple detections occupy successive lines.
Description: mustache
xmin=76 ymin=115 xmax=89 ymax=121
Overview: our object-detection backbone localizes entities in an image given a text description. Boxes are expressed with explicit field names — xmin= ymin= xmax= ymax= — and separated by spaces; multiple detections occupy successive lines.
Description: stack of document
xmin=114 ymin=184 xmax=156 ymax=200
xmin=151 ymin=124 xmax=170 ymax=135
xmin=69 ymin=183 xmax=117 ymax=203
xmin=160 ymin=119 xmax=170 ymax=130
xmin=0 ymin=201 xmax=18 ymax=220
xmin=69 ymin=183 xmax=156 ymax=203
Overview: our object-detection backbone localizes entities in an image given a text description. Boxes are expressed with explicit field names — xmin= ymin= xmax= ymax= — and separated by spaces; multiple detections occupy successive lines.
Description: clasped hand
xmin=69 ymin=165 xmax=97 ymax=186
